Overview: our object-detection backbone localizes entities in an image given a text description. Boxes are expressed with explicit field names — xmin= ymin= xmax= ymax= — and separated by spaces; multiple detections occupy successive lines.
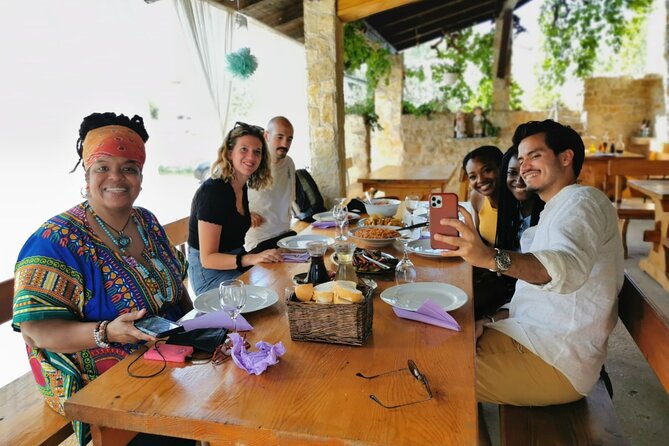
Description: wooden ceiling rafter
xmin=210 ymin=0 xmax=533 ymax=52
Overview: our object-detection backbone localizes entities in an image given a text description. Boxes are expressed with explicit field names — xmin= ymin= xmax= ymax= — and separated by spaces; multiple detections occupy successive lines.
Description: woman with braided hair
xmin=12 ymin=112 xmax=194 ymax=445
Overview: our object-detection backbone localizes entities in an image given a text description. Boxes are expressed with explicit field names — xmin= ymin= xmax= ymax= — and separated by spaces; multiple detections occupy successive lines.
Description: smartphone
xmin=144 ymin=343 xmax=193 ymax=362
xmin=428 ymin=193 xmax=459 ymax=250
xmin=134 ymin=315 xmax=184 ymax=338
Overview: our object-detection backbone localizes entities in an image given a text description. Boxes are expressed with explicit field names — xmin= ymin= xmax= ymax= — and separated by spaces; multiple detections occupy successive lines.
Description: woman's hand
xmin=250 ymin=212 xmax=265 ymax=228
xmin=245 ymin=249 xmax=283 ymax=265
xmin=106 ymin=309 xmax=156 ymax=344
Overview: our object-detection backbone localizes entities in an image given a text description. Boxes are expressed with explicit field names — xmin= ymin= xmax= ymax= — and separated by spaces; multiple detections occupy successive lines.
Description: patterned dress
xmin=12 ymin=202 xmax=187 ymax=445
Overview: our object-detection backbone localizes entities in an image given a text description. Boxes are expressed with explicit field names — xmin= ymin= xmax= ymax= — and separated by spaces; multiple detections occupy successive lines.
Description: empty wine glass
xmin=219 ymin=279 xmax=246 ymax=333
xmin=333 ymin=202 xmax=349 ymax=241
xmin=404 ymin=194 xmax=420 ymax=225
xmin=395 ymin=232 xmax=417 ymax=284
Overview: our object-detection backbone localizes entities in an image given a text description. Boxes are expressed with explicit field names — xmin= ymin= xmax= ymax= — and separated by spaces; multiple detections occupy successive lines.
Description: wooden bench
xmin=499 ymin=379 xmax=628 ymax=445
xmin=0 ymin=278 xmax=73 ymax=446
xmin=608 ymin=159 xmax=669 ymax=258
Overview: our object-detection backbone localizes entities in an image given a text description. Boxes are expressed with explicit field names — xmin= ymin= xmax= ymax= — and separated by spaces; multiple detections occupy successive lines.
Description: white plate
xmin=380 ymin=282 xmax=467 ymax=312
xmin=349 ymin=226 xmax=401 ymax=248
xmin=277 ymin=234 xmax=335 ymax=251
xmin=193 ymin=285 xmax=279 ymax=314
xmin=313 ymin=211 xmax=360 ymax=222
xmin=406 ymin=238 xmax=450 ymax=258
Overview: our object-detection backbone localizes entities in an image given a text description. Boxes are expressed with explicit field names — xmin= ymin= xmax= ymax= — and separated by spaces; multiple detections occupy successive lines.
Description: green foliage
xmin=158 ymin=165 xmax=194 ymax=176
xmin=538 ymin=0 xmax=652 ymax=88
xmin=401 ymin=99 xmax=448 ymax=118
xmin=344 ymin=23 xmax=392 ymax=91
xmin=345 ymin=97 xmax=382 ymax=131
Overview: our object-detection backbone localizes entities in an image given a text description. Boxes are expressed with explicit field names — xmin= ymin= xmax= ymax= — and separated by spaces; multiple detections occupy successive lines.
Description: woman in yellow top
xmin=462 ymin=145 xmax=503 ymax=245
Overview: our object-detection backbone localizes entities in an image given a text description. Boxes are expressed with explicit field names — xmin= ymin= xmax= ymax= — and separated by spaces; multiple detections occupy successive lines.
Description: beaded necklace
xmin=86 ymin=202 xmax=135 ymax=254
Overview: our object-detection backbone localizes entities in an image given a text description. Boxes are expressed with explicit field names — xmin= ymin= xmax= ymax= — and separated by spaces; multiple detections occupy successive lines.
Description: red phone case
xmin=144 ymin=343 xmax=193 ymax=362
xmin=429 ymin=193 xmax=459 ymax=250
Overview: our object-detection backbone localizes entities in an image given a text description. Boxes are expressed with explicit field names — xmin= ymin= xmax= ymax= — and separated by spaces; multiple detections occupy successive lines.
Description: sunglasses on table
xmin=356 ymin=359 xmax=433 ymax=409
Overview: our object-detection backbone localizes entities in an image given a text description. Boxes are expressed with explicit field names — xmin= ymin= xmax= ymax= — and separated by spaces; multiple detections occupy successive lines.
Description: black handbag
xmin=166 ymin=328 xmax=228 ymax=353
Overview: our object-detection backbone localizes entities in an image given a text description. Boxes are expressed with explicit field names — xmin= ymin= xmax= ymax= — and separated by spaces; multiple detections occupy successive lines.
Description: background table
xmin=358 ymin=164 xmax=458 ymax=200
xmin=628 ymin=180 xmax=669 ymax=291
xmin=65 ymin=227 xmax=477 ymax=445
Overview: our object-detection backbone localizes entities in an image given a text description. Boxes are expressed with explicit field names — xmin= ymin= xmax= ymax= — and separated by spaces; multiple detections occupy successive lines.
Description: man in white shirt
xmin=245 ymin=116 xmax=297 ymax=253
xmin=436 ymin=119 xmax=623 ymax=405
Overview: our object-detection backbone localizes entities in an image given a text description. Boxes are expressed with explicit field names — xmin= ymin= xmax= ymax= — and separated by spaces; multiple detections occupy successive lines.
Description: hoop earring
xmin=80 ymin=186 xmax=88 ymax=199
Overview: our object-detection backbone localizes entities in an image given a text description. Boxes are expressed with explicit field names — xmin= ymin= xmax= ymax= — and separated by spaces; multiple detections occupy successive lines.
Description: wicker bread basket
xmin=287 ymin=285 xmax=373 ymax=346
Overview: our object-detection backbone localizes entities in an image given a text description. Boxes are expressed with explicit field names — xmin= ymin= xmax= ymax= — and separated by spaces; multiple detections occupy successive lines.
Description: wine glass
xmin=395 ymin=232 xmax=417 ymax=284
xmin=333 ymin=202 xmax=349 ymax=241
xmin=404 ymin=194 xmax=420 ymax=226
xmin=219 ymin=279 xmax=247 ymax=333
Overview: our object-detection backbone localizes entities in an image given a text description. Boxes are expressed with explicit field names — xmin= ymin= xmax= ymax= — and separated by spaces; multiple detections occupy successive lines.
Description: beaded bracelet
xmin=94 ymin=320 xmax=110 ymax=348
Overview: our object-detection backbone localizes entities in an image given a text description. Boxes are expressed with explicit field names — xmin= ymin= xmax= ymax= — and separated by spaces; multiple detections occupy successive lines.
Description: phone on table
xmin=428 ymin=193 xmax=459 ymax=250
xmin=134 ymin=315 xmax=184 ymax=338
xmin=144 ymin=343 xmax=193 ymax=362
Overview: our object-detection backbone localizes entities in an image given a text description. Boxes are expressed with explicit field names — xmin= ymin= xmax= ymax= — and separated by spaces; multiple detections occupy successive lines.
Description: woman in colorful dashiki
xmin=12 ymin=112 xmax=194 ymax=446
xmin=473 ymin=147 xmax=546 ymax=318
xmin=187 ymin=122 xmax=283 ymax=296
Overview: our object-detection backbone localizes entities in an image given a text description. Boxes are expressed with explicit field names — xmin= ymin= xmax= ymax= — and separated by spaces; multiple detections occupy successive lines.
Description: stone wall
xmin=584 ymin=75 xmax=665 ymax=146
xmin=370 ymin=54 xmax=404 ymax=171
xmin=345 ymin=109 xmax=581 ymax=193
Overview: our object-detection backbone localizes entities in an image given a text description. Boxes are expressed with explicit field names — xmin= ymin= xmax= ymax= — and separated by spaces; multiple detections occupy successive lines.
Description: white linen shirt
xmin=244 ymin=156 xmax=296 ymax=251
xmin=490 ymin=184 xmax=624 ymax=395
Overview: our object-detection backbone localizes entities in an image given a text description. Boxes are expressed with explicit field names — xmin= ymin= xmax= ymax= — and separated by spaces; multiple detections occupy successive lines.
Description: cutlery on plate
xmin=361 ymin=253 xmax=391 ymax=270
xmin=397 ymin=221 xmax=429 ymax=231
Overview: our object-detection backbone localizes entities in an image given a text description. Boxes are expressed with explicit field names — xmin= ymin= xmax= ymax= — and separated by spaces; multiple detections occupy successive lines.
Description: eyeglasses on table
xmin=356 ymin=359 xmax=433 ymax=409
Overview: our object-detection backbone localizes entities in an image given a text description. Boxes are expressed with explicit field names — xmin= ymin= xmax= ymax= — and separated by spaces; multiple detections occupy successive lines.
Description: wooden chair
xmin=608 ymin=159 xmax=669 ymax=258
xmin=0 ymin=278 xmax=74 ymax=446
xmin=163 ymin=216 xmax=189 ymax=257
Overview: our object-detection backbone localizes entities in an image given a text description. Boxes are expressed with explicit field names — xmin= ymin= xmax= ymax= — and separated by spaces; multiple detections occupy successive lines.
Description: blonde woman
xmin=188 ymin=122 xmax=283 ymax=295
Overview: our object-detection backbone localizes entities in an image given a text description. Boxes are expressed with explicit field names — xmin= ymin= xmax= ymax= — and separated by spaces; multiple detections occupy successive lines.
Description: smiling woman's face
xmin=465 ymin=157 xmax=498 ymax=197
xmin=506 ymin=154 xmax=530 ymax=201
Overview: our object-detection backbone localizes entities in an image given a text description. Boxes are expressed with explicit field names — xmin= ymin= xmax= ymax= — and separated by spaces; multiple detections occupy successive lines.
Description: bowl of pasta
xmin=349 ymin=225 xmax=402 ymax=248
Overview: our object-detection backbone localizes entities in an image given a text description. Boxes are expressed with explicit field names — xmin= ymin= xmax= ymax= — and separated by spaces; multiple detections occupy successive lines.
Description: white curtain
xmin=173 ymin=0 xmax=234 ymax=138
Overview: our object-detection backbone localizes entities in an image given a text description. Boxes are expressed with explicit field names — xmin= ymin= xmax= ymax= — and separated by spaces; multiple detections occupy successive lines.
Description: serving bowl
xmin=364 ymin=198 xmax=401 ymax=217
xmin=349 ymin=225 xmax=401 ymax=248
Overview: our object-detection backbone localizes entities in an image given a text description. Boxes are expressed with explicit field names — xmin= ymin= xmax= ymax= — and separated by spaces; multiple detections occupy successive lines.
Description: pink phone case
xmin=144 ymin=343 xmax=193 ymax=362
xmin=428 ymin=193 xmax=459 ymax=250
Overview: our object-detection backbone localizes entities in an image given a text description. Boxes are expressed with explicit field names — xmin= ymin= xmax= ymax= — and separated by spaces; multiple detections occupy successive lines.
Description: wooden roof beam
xmin=338 ymin=0 xmax=422 ymax=22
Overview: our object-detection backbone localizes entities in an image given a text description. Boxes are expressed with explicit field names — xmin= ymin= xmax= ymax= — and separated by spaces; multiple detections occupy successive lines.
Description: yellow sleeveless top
xmin=478 ymin=198 xmax=498 ymax=246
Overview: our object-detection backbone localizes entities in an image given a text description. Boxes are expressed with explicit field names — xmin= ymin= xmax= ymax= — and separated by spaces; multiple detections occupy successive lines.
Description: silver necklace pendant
xmin=117 ymin=232 xmax=132 ymax=252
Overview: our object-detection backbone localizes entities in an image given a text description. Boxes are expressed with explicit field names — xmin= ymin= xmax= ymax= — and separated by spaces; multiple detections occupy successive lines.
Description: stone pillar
xmin=491 ymin=4 xmax=516 ymax=112
xmin=304 ymin=0 xmax=347 ymax=206
xmin=370 ymin=53 xmax=404 ymax=171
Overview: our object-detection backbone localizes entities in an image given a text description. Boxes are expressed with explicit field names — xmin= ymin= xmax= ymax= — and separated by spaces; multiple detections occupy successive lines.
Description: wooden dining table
xmin=358 ymin=164 xmax=458 ymax=200
xmin=628 ymin=179 xmax=669 ymax=292
xmin=64 ymin=225 xmax=476 ymax=445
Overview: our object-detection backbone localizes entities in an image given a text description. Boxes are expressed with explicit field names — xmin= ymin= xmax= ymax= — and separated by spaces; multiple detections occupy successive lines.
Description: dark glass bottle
xmin=306 ymin=241 xmax=329 ymax=285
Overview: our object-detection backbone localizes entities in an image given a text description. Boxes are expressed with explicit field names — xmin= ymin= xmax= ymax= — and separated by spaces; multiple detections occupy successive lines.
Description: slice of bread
xmin=333 ymin=281 xmax=363 ymax=304
xmin=295 ymin=283 xmax=314 ymax=302
xmin=313 ymin=289 xmax=334 ymax=304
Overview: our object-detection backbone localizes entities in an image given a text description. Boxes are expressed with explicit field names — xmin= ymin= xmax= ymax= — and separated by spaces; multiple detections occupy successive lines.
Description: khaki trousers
xmin=476 ymin=328 xmax=583 ymax=406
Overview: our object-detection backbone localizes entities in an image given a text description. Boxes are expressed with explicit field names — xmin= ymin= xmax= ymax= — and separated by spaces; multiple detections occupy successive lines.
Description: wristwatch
xmin=490 ymin=248 xmax=511 ymax=276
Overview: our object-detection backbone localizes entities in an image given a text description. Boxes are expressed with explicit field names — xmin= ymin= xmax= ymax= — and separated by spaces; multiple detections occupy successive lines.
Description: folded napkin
xmin=393 ymin=298 xmax=461 ymax=331
xmin=228 ymin=332 xmax=286 ymax=375
xmin=180 ymin=310 xmax=253 ymax=332
xmin=311 ymin=220 xmax=338 ymax=229
xmin=281 ymin=252 xmax=310 ymax=263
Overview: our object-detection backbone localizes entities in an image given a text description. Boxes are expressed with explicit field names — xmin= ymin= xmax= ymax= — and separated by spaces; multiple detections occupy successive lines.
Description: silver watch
xmin=491 ymin=248 xmax=511 ymax=276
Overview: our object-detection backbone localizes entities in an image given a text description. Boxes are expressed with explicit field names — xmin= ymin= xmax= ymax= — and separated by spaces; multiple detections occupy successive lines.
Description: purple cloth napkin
xmin=311 ymin=220 xmax=337 ymax=228
xmin=281 ymin=252 xmax=310 ymax=263
xmin=180 ymin=310 xmax=253 ymax=332
xmin=228 ymin=332 xmax=286 ymax=375
xmin=393 ymin=298 xmax=461 ymax=331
